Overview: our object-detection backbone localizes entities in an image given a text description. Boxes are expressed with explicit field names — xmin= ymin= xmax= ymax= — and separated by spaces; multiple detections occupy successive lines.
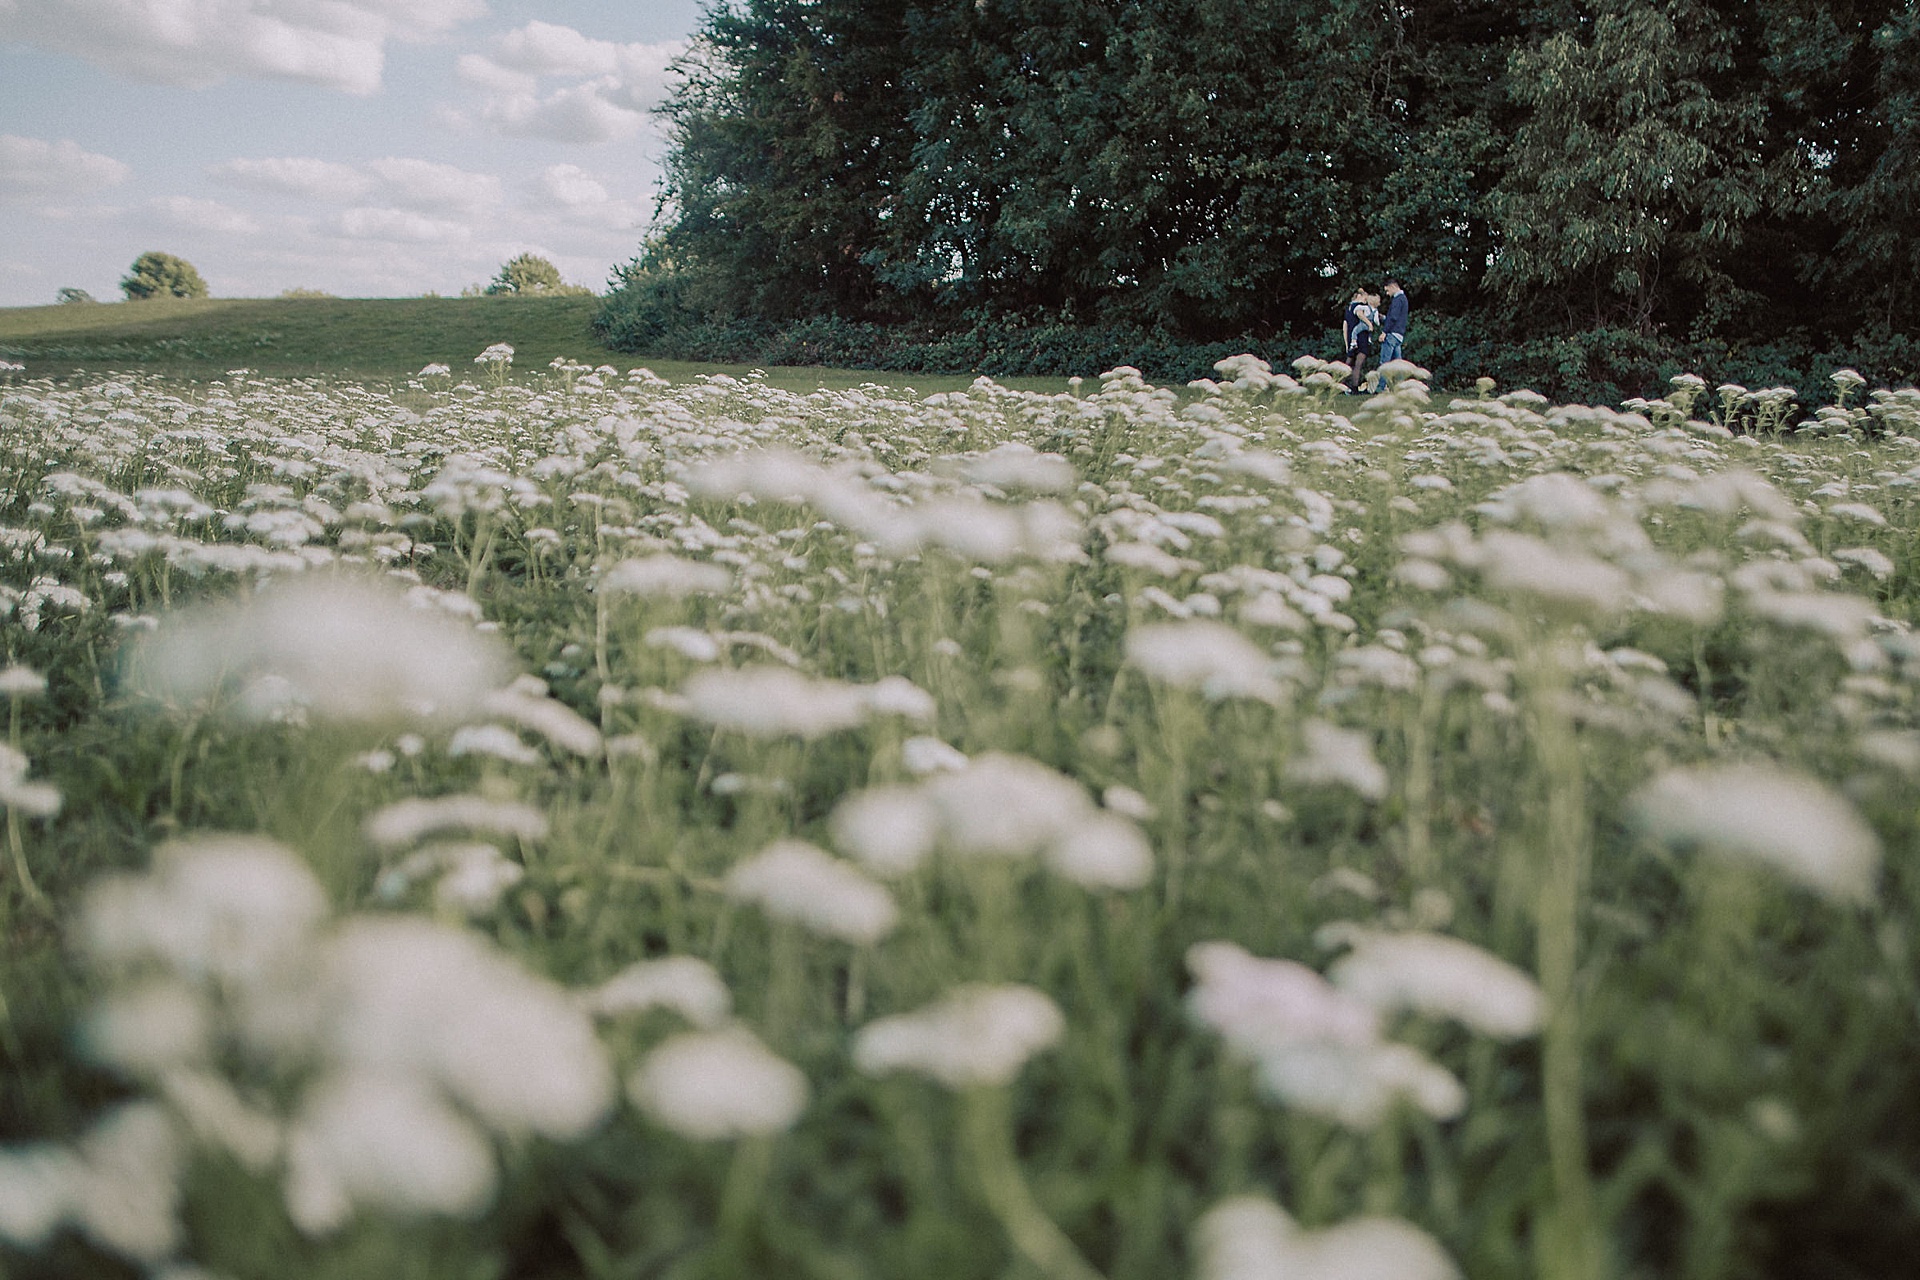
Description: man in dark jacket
xmin=1378 ymin=278 xmax=1409 ymax=366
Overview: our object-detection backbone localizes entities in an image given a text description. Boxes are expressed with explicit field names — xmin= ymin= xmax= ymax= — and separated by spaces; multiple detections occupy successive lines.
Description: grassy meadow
xmin=0 ymin=297 xmax=1069 ymax=392
xmin=2 ymin=347 xmax=1919 ymax=1280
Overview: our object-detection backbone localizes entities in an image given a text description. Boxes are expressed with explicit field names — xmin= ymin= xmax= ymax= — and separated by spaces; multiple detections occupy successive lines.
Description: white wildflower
xmin=1327 ymin=931 xmax=1546 ymax=1039
xmin=583 ymin=956 xmax=732 ymax=1028
xmin=1046 ymin=812 xmax=1154 ymax=889
xmin=1286 ymin=721 xmax=1389 ymax=801
xmin=283 ymin=1071 xmax=495 ymax=1235
xmin=1185 ymin=942 xmax=1378 ymax=1056
xmin=1196 ymin=1196 xmax=1459 ymax=1280
xmin=1833 ymin=547 xmax=1895 ymax=580
xmin=364 ymin=795 xmax=550 ymax=849
xmin=829 ymin=785 xmax=941 ymax=876
xmin=1628 ymin=764 xmax=1880 ymax=902
xmin=1255 ymin=1039 xmax=1466 ymax=1127
xmin=317 ymin=918 xmax=615 ymax=1139
xmin=130 ymin=577 xmax=509 ymax=723
xmin=601 ymin=555 xmax=731 ymax=599
xmin=628 ymin=1028 xmax=808 ymax=1140
xmin=724 ymin=840 xmax=898 ymax=945
xmin=79 ymin=836 xmax=326 ymax=986
xmin=80 ymin=980 xmax=210 ymax=1075
xmin=901 ymin=735 xmax=969 ymax=775
xmin=0 ymin=744 xmax=60 ymax=817
xmin=1126 ymin=621 xmax=1286 ymax=704
xmin=446 ymin=724 xmax=542 ymax=766
xmin=853 ymin=984 xmax=1064 ymax=1089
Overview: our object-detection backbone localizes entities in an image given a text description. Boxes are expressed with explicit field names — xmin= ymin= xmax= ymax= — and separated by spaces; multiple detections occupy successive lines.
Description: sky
xmin=0 ymin=0 xmax=709 ymax=306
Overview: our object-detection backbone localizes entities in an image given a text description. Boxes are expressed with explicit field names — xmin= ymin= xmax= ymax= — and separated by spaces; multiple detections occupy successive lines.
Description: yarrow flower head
xmin=1196 ymin=1195 xmax=1459 ymax=1280
xmin=628 ymin=1028 xmax=808 ymax=1140
xmin=724 ymin=840 xmax=898 ymax=945
xmin=1627 ymin=763 xmax=1880 ymax=903
xmin=129 ymin=577 xmax=511 ymax=724
xmin=853 ymin=984 xmax=1064 ymax=1089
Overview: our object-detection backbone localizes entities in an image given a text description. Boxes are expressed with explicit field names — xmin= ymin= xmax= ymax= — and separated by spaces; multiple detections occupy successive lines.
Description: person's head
xmin=1383 ymin=278 xmax=1402 ymax=295
xmin=1350 ymin=288 xmax=1367 ymax=303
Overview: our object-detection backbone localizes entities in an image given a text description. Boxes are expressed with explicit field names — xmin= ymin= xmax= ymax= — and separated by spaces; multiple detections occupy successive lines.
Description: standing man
xmin=1378 ymin=278 xmax=1410 ymax=367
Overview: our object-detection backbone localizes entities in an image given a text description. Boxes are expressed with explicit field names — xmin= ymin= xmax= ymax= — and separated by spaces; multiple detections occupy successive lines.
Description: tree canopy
xmin=121 ymin=252 xmax=207 ymax=301
xmin=486 ymin=254 xmax=592 ymax=297
xmin=605 ymin=0 xmax=1920 ymax=388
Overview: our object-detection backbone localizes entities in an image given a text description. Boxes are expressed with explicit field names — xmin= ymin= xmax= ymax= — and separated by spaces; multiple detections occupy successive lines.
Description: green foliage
xmin=485 ymin=254 xmax=593 ymax=298
xmin=278 ymin=287 xmax=335 ymax=299
xmin=608 ymin=0 xmax=1920 ymax=395
xmin=120 ymin=251 xmax=208 ymax=301
xmin=53 ymin=288 xmax=94 ymax=306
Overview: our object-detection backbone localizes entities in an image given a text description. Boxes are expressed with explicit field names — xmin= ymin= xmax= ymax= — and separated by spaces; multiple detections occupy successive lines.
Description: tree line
xmin=598 ymin=0 xmax=1920 ymax=396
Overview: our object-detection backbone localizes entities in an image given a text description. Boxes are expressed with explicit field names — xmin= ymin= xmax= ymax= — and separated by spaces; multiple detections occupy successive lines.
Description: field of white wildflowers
xmin=2 ymin=349 xmax=1919 ymax=1280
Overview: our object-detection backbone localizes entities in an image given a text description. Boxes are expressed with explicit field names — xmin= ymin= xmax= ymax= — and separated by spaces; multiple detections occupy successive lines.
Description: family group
xmin=1339 ymin=279 xmax=1409 ymax=392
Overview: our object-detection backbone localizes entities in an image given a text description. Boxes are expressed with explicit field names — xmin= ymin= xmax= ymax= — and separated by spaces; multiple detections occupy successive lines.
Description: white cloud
xmin=528 ymin=164 xmax=645 ymax=230
xmin=332 ymin=207 xmax=472 ymax=244
xmin=212 ymin=157 xmax=373 ymax=202
xmin=0 ymin=134 xmax=129 ymax=203
xmin=492 ymin=20 xmax=622 ymax=78
xmin=0 ymin=0 xmax=486 ymax=94
xmin=366 ymin=157 xmax=500 ymax=214
xmin=455 ymin=52 xmax=535 ymax=95
xmin=450 ymin=23 xmax=683 ymax=145
xmin=480 ymin=82 xmax=650 ymax=145
xmin=211 ymin=155 xmax=499 ymax=215
xmin=151 ymin=195 xmax=259 ymax=235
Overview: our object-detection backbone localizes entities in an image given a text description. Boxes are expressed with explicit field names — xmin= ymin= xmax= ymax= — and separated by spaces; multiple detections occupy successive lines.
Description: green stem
xmin=961 ymin=1086 xmax=1105 ymax=1280
xmin=1521 ymin=641 xmax=1603 ymax=1280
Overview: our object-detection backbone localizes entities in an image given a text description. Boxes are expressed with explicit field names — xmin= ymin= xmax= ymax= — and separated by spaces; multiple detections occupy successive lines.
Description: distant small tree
xmin=121 ymin=252 xmax=208 ymax=301
xmin=55 ymin=287 xmax=96 ymax=305
xmin=484 ymin=254 xmax=591 ymax=297
xmin=279 ymin=287 xmax=334 ymax=299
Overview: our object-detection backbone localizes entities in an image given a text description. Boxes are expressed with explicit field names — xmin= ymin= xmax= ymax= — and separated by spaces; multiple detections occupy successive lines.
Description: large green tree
xmin=610 ymin=0 xmax=1920 ymax=375
xmin=120 ymin=251 xmax=207 ymax=301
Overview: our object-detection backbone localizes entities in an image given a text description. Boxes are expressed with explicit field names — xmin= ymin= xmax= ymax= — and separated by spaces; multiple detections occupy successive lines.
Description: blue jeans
xmin=1378 ymin=332 xmax=1404 ymax=365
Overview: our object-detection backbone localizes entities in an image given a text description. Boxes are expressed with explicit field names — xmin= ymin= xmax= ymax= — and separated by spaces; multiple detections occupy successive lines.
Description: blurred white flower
xmin=318 ymin=918 xmax=615 ymax=1139
xmin=901 ymin=735 xmax=969 ymax=775
xmin=80 ymin=980 xmax=210 ymax=1076
xmin=1255 ymin=1039 xmax=1466 ymax=1128
xmin=1196 ymin=1195 xmax=1459 ymax=1280
xmin=829 ymin=784 xmax=941 ymax=876
xmin=364 ymin=794 xmax=550 ymax=849
xmin=628 ymin=1028 xmax=808 ymax=1140
xmin=1286 ymin=721 xmax=1389 ymax=802
xmin=0 ymin=744 xmax=61 ymax=817
xmin=129 ymin=577 xmax=510 ymax=723
xmin=1046 ymin=812 xmax=1154 ymax=889
xmin=601 ymin=554 xmax=731 ymax=599
xmin=583 ymin=956 xmax=732 ymax=1028
xmin=1186 ymin=942 xmax=1378 ymax=1056
xmin=724 ymin=840 xmax=898 ymax=945
xmin=1327 ymin=931 xmax=1545 ymax=1039
xmin=80 ymin=836 xmax=327 ymax=987
xmin=1628 ymin=764 xmax=1880 ymax=902
xmin=284 ymin=1071 xmax=495 ymax=1235
xmin=680 ymin=667 xmax=932 ymax=739
xmin=1126 ymin=620 xmax=1286 ymax=704
xmin=853 ymin=984 xmax=1063 ymax=1089
xmin=447 ymin=723 xmax=542 ymax=766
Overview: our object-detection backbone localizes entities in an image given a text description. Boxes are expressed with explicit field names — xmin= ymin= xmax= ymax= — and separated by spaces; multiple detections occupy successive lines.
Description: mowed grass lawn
xmin=0 ymin=296 xmax=1069 ymax=393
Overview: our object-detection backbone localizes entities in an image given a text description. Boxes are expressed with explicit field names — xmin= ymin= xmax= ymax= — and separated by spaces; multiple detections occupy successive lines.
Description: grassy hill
xmin=0 ymin=296 xmax=1068 ymax=392
xmin=0 ymin=295 xmax=615 ymax=380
